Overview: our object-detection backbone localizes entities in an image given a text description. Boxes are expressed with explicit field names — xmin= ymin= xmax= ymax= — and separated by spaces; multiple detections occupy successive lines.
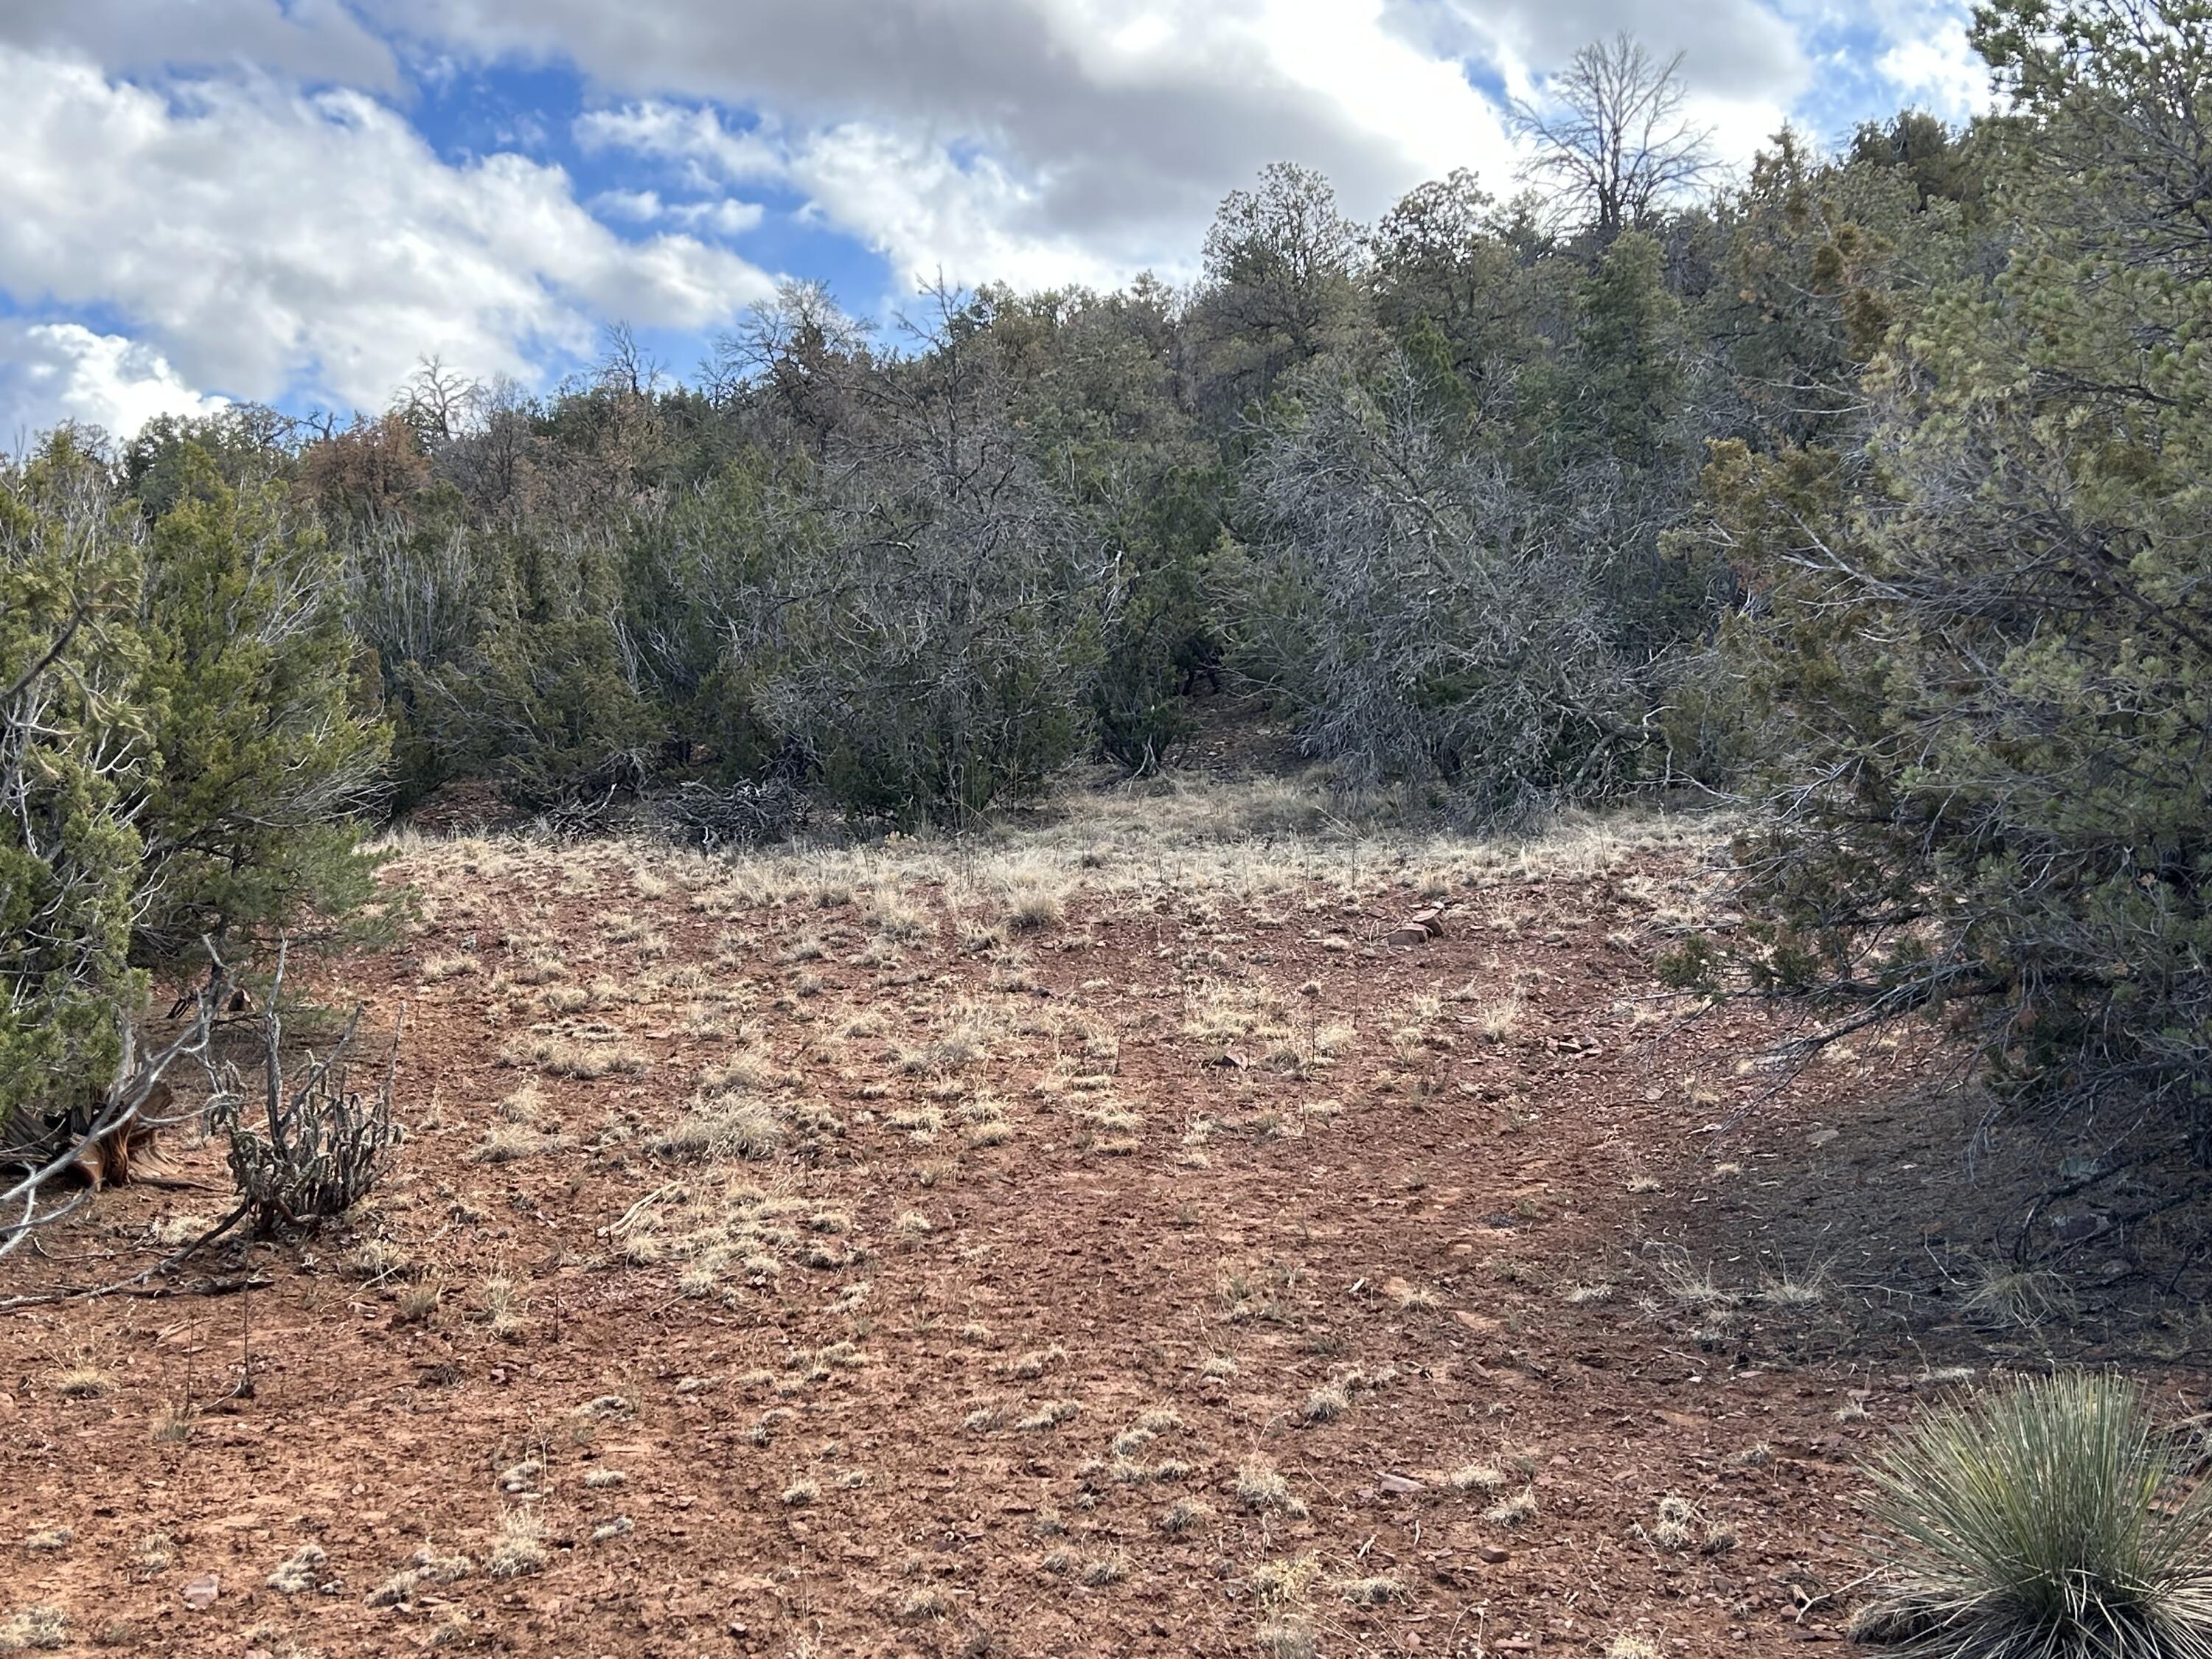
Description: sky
xmin=0 ymin=0 xmax=1989 ymax=442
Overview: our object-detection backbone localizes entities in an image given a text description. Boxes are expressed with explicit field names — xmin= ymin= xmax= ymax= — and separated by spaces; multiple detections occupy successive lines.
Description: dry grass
xmin=653 ymin=1092 xmax=785 ymax=1161
xmin=487 ymin=1509 xmax=548 ymax=1579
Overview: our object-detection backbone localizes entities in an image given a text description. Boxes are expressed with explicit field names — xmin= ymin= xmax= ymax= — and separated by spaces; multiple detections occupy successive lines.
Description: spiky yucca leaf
xmin=1855 ymin=1374 xmax=2212 ymax=1658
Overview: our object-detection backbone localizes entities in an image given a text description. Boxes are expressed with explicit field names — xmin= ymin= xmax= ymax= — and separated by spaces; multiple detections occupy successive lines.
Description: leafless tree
xmin=597 ymin=321 xmax=666 ymax=400
xmin=1239 ymin=354 xmax=1644 ymax=824
xmin=1510 ymin=35 xmax=1717 ymax=237
xmin=395 ymin=355 xmax=483 ymax=445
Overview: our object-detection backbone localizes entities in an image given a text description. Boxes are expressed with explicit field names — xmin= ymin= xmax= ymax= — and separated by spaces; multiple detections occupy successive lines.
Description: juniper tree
xmin=1679 ymin=0 xmax=2212 ymax=1153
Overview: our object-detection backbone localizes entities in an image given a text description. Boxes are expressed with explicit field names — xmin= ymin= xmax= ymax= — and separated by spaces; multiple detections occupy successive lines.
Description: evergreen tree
xmin=1680 ymin=0 xmax=2212 ymax=1146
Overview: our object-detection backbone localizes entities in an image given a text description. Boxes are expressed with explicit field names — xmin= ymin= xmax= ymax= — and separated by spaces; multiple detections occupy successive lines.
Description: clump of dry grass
xmin=468 ymin=1124 xmax=567 ymax=1164
xmin=0 ymin=1608 xmax=67 ymax=1652
xmin=1004 ymin=1344 xmax=1068 ymax=1380
xmin=1301 ymin=1382 xmax=1349 ymax=1424
xmin=896 ymin=1585 xmax=947 ymax=1622
xmin=1448 ymin=1462 xmax=1507 ymax=1494
xmin=861 ymin=887 xmax=936 ymax=943
xmin=1236 ymin=1456 xmax=1308 ymax=1517
xmin=266 ymin=1543 xmax=328 ymax=1595
xmin=52 ymin=1364 xmax=111 ymax=1399
xmin=653 ymin=1091 xmax=785 ymax=1161
xmin=1160 ymin=1498 xmax=1211 ymax=1536
xmin=477 ymin=1274 xmax=526 ymax=1340
xmin=1251 ymin=1555 xmax=1322 ymax=1659
xmin=1470 ymin=996 xmax=1523 ymax=1042
xmin=487 ymin=1510 xmax=548 ymax=1579
xmin=1484 ymin=1487 xmax=1539 ymax=1527
xmin=498 ymin=1035 xmax=649 ymax=1079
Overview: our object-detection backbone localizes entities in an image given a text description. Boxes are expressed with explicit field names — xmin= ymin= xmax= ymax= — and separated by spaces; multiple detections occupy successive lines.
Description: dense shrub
xmin=1677 ymin=0 xmax=2212 ymax=1147
xmin=1 ymin=432 xmax=385 ymax=1134
xmin=1237 ymin=356 xmax=1644 ymax=824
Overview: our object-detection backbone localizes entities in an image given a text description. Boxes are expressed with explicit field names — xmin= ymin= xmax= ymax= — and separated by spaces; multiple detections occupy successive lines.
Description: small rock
xmin=182 ymin=1573 xmax=220 ymax=1610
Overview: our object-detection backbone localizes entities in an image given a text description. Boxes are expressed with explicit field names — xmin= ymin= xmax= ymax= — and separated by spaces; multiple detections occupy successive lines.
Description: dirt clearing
xmin=2 ymin=779 xmax=2188 ymax=1657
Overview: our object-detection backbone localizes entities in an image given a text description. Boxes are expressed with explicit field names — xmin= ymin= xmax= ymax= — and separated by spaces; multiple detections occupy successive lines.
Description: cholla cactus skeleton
xmin=206 ymin=943 xmax=401 ymax=1234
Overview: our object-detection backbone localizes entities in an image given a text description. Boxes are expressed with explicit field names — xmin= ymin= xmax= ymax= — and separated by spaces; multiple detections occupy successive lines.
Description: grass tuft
xmin=1854 ymin=1372 xmax=2212 ymax=1659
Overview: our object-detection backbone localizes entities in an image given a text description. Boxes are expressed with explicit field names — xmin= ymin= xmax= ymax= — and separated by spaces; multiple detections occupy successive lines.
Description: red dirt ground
xmin=1 ymin=793 xmax=2194 ymax=1658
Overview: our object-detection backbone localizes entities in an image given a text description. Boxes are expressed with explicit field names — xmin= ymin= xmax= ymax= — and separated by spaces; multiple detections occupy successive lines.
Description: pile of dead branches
xmin=650 ymin=777 xmax=805 ymax=850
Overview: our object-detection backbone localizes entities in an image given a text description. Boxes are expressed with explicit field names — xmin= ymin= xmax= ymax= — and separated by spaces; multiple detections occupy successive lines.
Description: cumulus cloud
xmin=404 ymin=0 xmax=1832 ymax=290
xmin=1865 ymin=0 xmax=1991 ymax=117
xmin=0 ymin=321 xmax=229 ymax=445
xmin=420 ymin=0 xmax=1522 ymax=285
xmin=0 ymin=44 xmax=775 ymax=417
xmin=0 ymin=0 xmax=398 ymax=86
xmin=588 ymin=186 xmax=766 ymax=237
xmin=0 ymin=1 xmax=1986 ymax=432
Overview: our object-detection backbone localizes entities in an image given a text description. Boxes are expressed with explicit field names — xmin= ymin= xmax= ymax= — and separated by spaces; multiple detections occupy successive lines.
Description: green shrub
xmin=1855 ymin=1374 xmax=2212 ymax=1658
xmin=0 ymin=439 xmax=153 ymax=1133
xmin=1679 ymin=4 xmax=2212 ymax=1145
xmin=2 ymin=432 xmax=386 ymax=1136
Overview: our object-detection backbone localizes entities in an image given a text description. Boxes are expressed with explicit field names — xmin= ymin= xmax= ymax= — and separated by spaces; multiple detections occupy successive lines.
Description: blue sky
xmin=0 ymin=0 xmax=1986 ymax=441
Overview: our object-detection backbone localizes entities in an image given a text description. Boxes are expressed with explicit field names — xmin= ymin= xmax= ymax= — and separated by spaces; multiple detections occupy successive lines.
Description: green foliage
xmin=1682 ymin=0 xmax=2212 ymax=1142
xmin=1855 ymin=1374 xmax=2212 ymax=1658
xmin=132 ymin=452 xmax=389 ymax=963
xmin=1 ymin=431 xmax=385 ymax=1133
xmin=0 ymin=440 xmax=152 ymax=1130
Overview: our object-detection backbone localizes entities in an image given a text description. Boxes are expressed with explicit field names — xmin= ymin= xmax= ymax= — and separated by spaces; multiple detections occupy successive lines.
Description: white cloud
xmin=429 ymin=0 xmax=1828 ymax=293
xmin=0 ymin=321 xmax=229 ymax=443
xmin=431 ymin=0 xmax=1520 ymax=285
xmin=592 ymin=187 xmax=669 ymax=222
xmin=0 ymin=0 xmax=1987 ymax=436
xmin=0 ymin=44 xmax=776 ymax=420
xmin=1872 ymin=7 xmax=1990 ymax=119
xmin=577 ymin=102 xmax=786 ymax=185
xmin=791 ymin=125 xmax=1138 ymax=290
xmin=589 ymin=185 xmax=765 ymax=237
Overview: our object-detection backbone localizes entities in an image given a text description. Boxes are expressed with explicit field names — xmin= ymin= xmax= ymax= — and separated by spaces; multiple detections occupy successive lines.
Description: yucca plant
xmin=1854 ymin=1373 xmax=2212 ymax=1658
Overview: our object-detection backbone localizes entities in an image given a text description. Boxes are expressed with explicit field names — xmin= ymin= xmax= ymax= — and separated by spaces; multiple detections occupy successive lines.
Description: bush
xmin=0 ymin=439 xmax=151 ymax=1135
xmin=1 ymin=431 xmax=386 ymax=1144
xmin=1236 ymin=355 xmax=1644 ymax=824
xmin=1854 ymin=1374 xmax=2212 ymax=1658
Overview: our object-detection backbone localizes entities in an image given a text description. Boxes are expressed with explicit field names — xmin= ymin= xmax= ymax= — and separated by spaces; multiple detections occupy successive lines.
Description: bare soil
xmin=3 ymin=784 xmax=2200 ymax=1658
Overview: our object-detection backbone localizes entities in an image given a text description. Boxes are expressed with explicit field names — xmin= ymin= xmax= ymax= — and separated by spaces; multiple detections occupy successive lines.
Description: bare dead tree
xmin=597 ymin=321 xmax=666 ymax=400
xmin=1509 ymin=35 xmax=1717 ymax=238
xmin=395 ymin=355 xmax=484 ymax=445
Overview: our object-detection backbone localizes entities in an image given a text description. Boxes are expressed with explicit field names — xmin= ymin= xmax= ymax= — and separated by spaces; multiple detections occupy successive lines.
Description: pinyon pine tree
xmin=1677 ymin=0 xmax=2212 ymax=1150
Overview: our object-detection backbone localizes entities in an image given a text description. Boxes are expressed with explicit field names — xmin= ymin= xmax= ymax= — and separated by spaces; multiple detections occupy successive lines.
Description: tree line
xmin=6 ymin=0 xmax=2211 ymax=1182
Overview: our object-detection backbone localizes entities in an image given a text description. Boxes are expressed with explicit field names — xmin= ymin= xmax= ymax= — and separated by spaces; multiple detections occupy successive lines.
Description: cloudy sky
xmin=0 ymin=0 xmax=1986 ymax=441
